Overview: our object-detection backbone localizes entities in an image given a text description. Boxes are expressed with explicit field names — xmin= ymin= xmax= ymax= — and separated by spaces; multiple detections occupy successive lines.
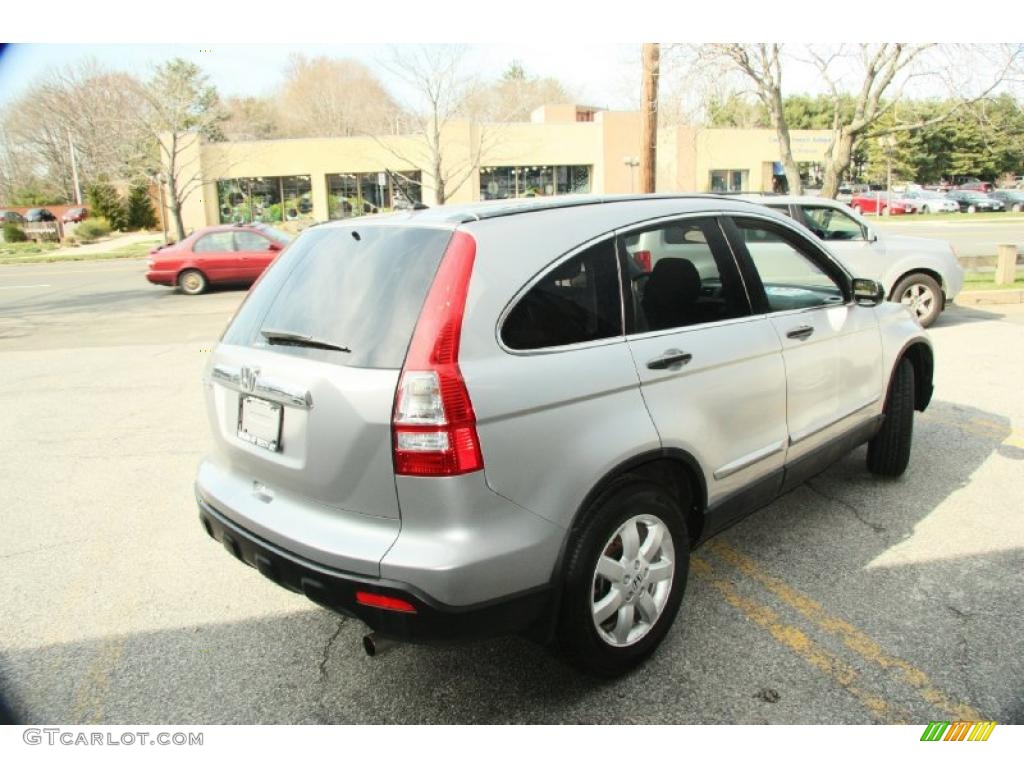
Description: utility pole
xmin=67 ymin=129 xmax=83 ymax=205
xmin=640 ymin=43 xmax=660 ymax=194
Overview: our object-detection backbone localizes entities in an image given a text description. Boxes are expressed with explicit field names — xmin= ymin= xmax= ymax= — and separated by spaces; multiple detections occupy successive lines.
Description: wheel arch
xmin=888 ymin=267 xmax=946 ymax=300
xmin=893 ymin=339 xmax=934 ymax=412
xmin=535 ymin=448 xmax=707 ymax=644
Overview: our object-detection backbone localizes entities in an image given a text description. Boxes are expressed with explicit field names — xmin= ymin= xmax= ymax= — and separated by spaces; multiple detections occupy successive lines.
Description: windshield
xmin=222 ymin=224 xmax=453 ymax=369
xmin=254 ymin=224 xmax=294 ymax=245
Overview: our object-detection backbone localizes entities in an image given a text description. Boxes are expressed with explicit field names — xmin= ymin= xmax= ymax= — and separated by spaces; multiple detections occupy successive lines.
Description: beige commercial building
xmin=165 ymin=104 xmax=833 ymax=233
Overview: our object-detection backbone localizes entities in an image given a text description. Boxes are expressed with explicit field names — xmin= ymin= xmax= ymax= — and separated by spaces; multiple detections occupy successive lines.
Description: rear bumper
xmin=198 ymin=497 xmax=552 ymax=642
xmin=146 ymin=269 xmax=176 ymax=286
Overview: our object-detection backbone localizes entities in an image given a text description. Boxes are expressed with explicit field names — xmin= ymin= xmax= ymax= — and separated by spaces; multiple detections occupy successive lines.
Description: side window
xmin=502 ymin=239 xmax=622 ymax=351
xmin=732 ymin=218 xmax=846 ymax=312
xmin=619 ymin=217 xmax=750 ymax=333
xmin=234 ymin=230 xmax=272 ymax=251
xmin=194 ymin=232 xmax=236 ymax=253
xmin=800 ymin=205 xmax=865 ymax=241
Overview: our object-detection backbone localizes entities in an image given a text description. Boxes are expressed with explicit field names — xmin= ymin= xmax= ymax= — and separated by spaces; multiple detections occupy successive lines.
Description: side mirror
xmin=864 ymin=227 xmax=878 ymax=242
xmin=852 ymin=278 xmax=885 ymax=306
xmin=268 ymin=242 xmax=282 ymax=252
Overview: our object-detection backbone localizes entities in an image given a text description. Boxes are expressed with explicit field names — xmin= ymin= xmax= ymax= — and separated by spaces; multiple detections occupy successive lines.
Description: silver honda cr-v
xmin=196 ymin=195 xmax=934 ymax=675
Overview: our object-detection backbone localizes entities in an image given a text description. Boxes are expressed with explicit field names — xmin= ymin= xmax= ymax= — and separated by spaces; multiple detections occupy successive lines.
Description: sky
xmin=0 ymin=43 xmax=645 ymax=109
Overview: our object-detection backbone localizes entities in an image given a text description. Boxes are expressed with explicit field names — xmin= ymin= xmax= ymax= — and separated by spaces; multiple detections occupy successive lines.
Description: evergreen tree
xmin=85 ymin=180 xmax=127 ymax=231
xmin=125 ymin=183 xmax=157 ymax=230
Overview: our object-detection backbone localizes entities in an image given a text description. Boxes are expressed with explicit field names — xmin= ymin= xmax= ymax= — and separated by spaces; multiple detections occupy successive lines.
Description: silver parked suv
xmin=196 ymin=195 xmax=934 ymax=675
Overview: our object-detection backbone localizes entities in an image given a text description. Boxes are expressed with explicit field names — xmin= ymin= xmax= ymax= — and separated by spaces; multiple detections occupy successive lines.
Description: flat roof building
xmin=164 ymin=104 xmax=834 ymax=233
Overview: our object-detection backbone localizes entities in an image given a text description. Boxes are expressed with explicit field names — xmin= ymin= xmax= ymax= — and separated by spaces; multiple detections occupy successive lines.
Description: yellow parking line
xmin=706 ymin=541 xmax=981 ymax=722
xmin=70 ymin=637 xmax=127 ymax=724
xmin=920 ymin=413 xmax=1024 ymax=450
xmin=690 ymin=556 xmax=901 ymax=722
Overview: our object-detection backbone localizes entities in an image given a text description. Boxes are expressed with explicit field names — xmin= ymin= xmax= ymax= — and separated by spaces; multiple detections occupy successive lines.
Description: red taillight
xmin=634 ymin=250 xmax=652 ymax=273
xmin=392 ymin=230 xmax=484 ymax=477
xmin=355 ymin=591 xmax=417 ymax=614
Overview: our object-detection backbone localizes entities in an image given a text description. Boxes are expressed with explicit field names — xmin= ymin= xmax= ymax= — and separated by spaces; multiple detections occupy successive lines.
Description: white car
xmin=900 ymin=190 xmax=960 ymax=214
xmin=743 ymin=195 xmax=963 ymax=327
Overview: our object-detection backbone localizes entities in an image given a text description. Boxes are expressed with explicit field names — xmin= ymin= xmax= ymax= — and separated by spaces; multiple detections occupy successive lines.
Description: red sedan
xmin=848 ymin=193 xmax=914 ymax=216
xmin=146 ymin=223 xmax=293 ymax=295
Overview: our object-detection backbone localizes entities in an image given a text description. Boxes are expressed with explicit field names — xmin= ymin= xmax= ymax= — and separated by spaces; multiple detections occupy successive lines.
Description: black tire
xmin=178 ymin=269 xmax=208 ymax=296
xmin=892 ymin=272 xmax=943 ymax=328
xmin=557 ymin=476 xmax=690 ymax=677
xmin=867 ymin=358 xmax=915 ymax=477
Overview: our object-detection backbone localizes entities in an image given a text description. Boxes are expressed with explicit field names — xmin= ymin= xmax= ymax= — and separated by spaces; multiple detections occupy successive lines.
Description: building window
xmin=325 ymin=171 xmax=421 ymax=220
xmin=217 ymin=176 xmax=313 ymax=224
xmin=479 ymin=165 xmax=592 ymax=200
xmin=709 ymin=169 xmax=748 ymax=193
xmin=576 ymin=110 xmax=595 ymax=122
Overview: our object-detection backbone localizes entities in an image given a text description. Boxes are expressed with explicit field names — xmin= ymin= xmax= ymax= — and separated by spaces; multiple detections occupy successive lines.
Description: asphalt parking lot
xmin=873 ymin=215 xmax=1024 ymax=258
xmin=0 ymin=258 xmax=1022 ymax=724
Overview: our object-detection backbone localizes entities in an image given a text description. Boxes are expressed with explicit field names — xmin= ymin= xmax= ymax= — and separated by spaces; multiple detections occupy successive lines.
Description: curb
xmin=955 ymin=289 xmax=1024 ymax=306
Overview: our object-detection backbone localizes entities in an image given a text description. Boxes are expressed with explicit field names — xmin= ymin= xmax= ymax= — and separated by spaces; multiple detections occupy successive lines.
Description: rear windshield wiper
xmin=260 ymin=328 xmax=351 ymax=353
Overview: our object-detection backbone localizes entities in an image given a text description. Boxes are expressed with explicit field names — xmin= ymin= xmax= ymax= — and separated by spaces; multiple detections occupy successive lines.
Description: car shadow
xmin=935 ymin=303 xmax=1014 ymax=327
xmin=2 ymin=398 xmax=1021 ymax=724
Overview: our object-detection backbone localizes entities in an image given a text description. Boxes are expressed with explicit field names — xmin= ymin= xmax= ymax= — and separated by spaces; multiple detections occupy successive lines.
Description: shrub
xmin=75 ymin=217 xmax=111 ymax=243
xmin=2 ymin=222 xmax=28 ymax=242
xmin=126 ymin=183 xmax=157 ymax=230
xmin=86 ymin=180 xmax=127 ymax=231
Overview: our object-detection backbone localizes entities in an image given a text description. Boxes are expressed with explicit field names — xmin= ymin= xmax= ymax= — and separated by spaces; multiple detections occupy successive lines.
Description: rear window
xmin=222 ymin=225 xmax=453 ymax=369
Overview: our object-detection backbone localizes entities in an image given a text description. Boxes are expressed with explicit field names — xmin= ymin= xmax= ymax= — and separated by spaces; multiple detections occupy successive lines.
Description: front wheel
xmin=967 ymin=204 xmax=977 ymax=214
xmin=867 ymin=358 xmax=915 ymax=477
xmin=852 ymin=204 xmax=863 ymax=215
xmin=557 ymin=477 xmax=689 ymax=676
xmin=894 ymin=272 xmax=943 ymax=327
xmin=1013 ymin=203 xmax=1022 ymax=213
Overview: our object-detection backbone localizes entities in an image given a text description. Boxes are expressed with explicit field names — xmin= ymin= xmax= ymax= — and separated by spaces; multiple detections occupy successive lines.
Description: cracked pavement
xmin=0 ymin=259 xmax=1021 ymax=724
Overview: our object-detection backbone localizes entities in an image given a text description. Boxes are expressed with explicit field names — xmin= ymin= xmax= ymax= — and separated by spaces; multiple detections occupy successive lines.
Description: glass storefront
xmin=217 ymin=176 xmax=314 ymax=224
xmin=326 ymin=171 xmax=422 ymax=219
xmin=479 ymin=165 xmax=591 ymax=200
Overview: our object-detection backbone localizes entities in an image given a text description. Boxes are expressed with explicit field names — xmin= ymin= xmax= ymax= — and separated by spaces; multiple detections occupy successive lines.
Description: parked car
xmin=743 ymin=195 xmax=963 ymax=327
xmin=988 ymin=189 xmax=1024 ymax=212
xmin=145 ymin=223 xmax=293 ymax=295
xmin=62 ymin=206 xmax=89 ymax=223
xmin=836 ymin=183 xmax=870 ymax=205
xmin=952 ymin=177 xmax=994 ymax=193
xmin=900 ymin=190 xmax=959 ymax=214
xmin=23 ymin=208 xmax=56 ymax=222
xmin=0 ymin=210 xmax=26 ymax=225
xmin=848 ymin=192 xmax=914 ymax=216
xmin=195 ymin=195 xmax=934 ymax=675
xmin=946 ymin=190 xmax=1005 ymax=213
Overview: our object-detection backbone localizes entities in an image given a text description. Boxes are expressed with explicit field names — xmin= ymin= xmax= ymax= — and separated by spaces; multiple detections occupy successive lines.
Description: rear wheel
xmin=178 ymin=269 xmax=208 ymax=296
xmin=867 ymin=359 xmax=915 ymax=477
xmin=893 ymin=272 xmax=943 ymax=328
xmin=557 ymin=477 xmax=689 ymax=676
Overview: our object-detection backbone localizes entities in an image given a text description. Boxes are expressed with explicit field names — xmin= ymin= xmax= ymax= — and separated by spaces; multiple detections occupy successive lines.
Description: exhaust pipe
xmin=362 ymin=632 xmax=398 ymax=658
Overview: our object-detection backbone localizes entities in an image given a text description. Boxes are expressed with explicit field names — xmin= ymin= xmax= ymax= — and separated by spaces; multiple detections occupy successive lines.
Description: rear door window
xmin=195 ymin=232 xmax=236 ymax=253
xmin=222 ymin=225 xmax=453 ymax=369
xmin=501 ymin=238 xmax=622 ymax=350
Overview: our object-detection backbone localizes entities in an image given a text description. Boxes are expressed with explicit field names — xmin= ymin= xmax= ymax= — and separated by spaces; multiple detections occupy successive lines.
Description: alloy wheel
xmin=591 ymin=514 xmax=675 ymax=648
xmin=901 ymin=283 xmax=936 ymax=321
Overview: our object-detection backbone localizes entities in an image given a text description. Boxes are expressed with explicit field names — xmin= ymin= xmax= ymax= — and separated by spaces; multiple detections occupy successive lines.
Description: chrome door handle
xmin=646 ymin=349 xmax=692 ymax=370
xmin=786 ymin=325 xmax=814 ymax=341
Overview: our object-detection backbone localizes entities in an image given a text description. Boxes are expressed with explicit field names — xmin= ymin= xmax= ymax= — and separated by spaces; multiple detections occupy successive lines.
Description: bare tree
xmin=276 ymin=55 xmax=404 ymax=138
xmin=703 ymin=43 xmax=1024 ymax=197
xmin=0 ymin=61 xmax=152 ymax=204
xmin=221 ymin=96 xmax=281 ymax=141
xmin=702 ymin=44 xmax=804 ymax=194
xmin=379 ymin=45 xmax=492 ymax=205
xmin=136 ymin=59 xmax=226 ymax=240
xmin=467 ymin=60 xmax=577 ymax=122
